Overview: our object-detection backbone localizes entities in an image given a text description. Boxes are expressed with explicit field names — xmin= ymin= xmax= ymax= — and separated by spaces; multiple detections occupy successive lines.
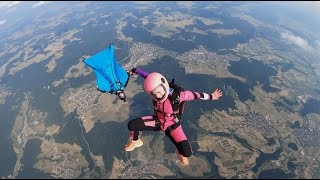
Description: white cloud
xmin=0 ymin=20 xmax=7 ymax=25
xmin=315 ymin=40 xmax=320 ymax=49
xmin=32 ymin=1 xmax=52 ymax=8
xmin=0 ymin=1 xmax=22 ymax=9
xmin=280 ymin=31 xmax=312 ymax=50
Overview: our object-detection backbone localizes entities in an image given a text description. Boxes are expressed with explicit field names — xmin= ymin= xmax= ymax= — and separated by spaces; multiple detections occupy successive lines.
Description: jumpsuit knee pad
xmin=178 ymin=140 xmax=192 ymax=157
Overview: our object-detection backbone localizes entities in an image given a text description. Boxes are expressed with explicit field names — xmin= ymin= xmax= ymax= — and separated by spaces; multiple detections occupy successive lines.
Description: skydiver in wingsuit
xmin=124 ymin=68 xmax=223 ymax=166
xmin=83 ymin=44 xmax=129 ymax=102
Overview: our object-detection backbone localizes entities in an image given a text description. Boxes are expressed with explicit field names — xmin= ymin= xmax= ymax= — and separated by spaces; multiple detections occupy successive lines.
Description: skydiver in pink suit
xmin=125 ymin=68 xmax=223 ymax=166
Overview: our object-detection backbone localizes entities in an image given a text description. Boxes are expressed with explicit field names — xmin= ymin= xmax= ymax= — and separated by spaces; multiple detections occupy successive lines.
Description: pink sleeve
xmin=180 ymin=90 xmax=199 ymax=101
xmin=179 ymin=90 xmax=212 ymax=102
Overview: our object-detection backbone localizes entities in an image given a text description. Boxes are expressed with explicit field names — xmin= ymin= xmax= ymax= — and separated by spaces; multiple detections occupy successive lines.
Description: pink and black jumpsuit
xmin=128 ymin=68 xmax=215 ymax=157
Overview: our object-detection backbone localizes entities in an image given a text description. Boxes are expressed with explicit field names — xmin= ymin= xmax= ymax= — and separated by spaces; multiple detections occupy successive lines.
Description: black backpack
xmin=168 ymin=79 xmax=186 ymax=120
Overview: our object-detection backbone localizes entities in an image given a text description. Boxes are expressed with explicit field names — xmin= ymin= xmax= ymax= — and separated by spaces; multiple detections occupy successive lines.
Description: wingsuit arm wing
xmin=113 ymin=56 xmax=129 ymax=88
xmin=94 ymin=70 xmax=112 ymax=93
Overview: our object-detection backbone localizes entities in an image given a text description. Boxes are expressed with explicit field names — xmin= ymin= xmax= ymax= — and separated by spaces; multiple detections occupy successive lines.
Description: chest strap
xmin=153 ymin=108 xmax=177 ymax=117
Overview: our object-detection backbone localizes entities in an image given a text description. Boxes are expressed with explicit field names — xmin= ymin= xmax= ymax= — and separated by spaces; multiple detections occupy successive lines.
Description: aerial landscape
xmin=0 ymin=1 xmax=320 ymax=179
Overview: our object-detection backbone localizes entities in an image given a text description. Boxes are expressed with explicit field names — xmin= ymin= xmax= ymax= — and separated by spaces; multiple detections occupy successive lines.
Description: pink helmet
xmin=144 ymin=72 xmax=169 ymax=102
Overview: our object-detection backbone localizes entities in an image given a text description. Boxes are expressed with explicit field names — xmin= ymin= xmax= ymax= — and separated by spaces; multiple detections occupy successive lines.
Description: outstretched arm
xmin=129 ymin=68 xmax=149 ymax=79
xmin=179 ymin=89 xmax=223 ymax=102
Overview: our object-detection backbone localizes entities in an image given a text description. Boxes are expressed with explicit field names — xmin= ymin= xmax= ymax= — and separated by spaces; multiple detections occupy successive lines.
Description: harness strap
xmin=162 ymin=104 xmax=166 ymax=129
xmin=153 ymin=108 xmax=177 ymax=117
xmin=151 ymin=115 xmax=161 ymax=131
xmin=110 ymin=81 xmax=123 ymax=90
xmin=166 ymin=120 xmax=181 ymax=133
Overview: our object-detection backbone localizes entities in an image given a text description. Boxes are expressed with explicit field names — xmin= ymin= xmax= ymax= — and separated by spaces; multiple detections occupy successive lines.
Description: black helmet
xmin=117 ymin=91 xmax=126 ymax=102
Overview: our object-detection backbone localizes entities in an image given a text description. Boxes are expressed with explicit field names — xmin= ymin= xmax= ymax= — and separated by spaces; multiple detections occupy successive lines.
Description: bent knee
xmin=128 ymin=118 xmax=142 ymax=131
xmin=128 ymin=120 xmax=135 ymax=131
xmin=181 ymin=149 xmax=192 ymax=157
xmin=178 ymin=140 xmax=192 ymax=157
